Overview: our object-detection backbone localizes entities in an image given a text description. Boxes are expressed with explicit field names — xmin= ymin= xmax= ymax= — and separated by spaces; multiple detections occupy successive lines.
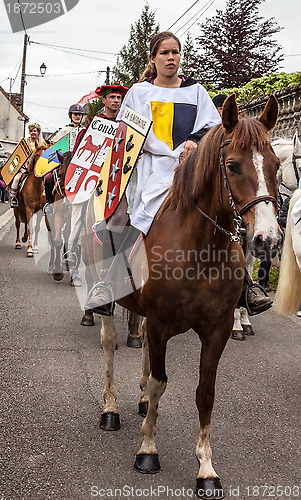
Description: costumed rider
xmin=86 ymin=31 xmax=273 ymax=318
xmin=61 ymin=84 xmax=128 ymax=287
xmin=10 ymin=123 xmax=43 ymax=207
xmin=86 ymin=31 xmax=222 ymax=316
xmin=43 ymin=103 xmax=85 ymax=216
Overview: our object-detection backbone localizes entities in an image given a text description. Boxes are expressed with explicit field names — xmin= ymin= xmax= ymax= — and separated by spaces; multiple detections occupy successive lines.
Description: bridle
xmin=195 ymin=138 xmax=278 ymax=244
xmin=292 ymin=152 xmax=301 ymax=184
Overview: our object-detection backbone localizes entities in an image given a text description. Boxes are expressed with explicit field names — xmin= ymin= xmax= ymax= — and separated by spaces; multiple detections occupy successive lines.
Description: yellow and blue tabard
xmin=116 ymin=79 xmax=221 ymax=235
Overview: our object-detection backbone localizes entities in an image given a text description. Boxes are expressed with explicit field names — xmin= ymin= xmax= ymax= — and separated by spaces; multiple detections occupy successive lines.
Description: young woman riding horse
xmin=83 ymin=92 xmax=281 ymax=499
xmin=82 ymin=31 xmax=281 ymax=499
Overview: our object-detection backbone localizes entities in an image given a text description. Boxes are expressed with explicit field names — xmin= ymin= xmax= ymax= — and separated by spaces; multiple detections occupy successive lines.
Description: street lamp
xmin=39 ymin=63 xmax=47 ymax=76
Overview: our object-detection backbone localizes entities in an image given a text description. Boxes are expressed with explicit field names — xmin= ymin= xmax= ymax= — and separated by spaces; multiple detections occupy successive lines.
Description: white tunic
xmin=117 ymin=80 xmax=221 ymax=235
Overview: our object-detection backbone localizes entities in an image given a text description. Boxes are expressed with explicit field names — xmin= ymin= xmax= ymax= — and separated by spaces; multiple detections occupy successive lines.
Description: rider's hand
xmin=181 ymin=140 xmax=197 ymax=161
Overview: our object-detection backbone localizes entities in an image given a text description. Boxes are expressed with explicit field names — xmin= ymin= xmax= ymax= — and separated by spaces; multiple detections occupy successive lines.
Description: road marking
xmin=0 ymin=208 xmax=13 ymax=229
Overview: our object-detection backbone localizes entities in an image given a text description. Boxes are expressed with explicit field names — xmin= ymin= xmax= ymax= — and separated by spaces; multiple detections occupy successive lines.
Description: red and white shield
xmin=65 ymin=116 xmax=118 ymax=204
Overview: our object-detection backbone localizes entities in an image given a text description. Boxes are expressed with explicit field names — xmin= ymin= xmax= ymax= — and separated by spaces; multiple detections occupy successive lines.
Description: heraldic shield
xmin=65 ymin=116 xmax=118 ymax=205
xmin=35 ymin=132 xmax=75 ymax=177
xmin=1 ymin=138 xmax=32 ymax=186
xmin=94 ymin=106 xmax=152 ymax=222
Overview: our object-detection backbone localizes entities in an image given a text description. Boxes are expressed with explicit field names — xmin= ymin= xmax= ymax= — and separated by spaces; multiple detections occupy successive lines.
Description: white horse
xmin=232 ymin=130 xmax=301 ymax=339
xmin=275 ymin=188 xmax=301 ymax=315
xmin=272 ymin=130 xmax=301 ymax=196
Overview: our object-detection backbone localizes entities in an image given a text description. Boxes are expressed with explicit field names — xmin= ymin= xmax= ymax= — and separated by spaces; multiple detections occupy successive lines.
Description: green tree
xmin=190 ymin=0 xmax=283 ymax=89
xmin=180 ymin=32 xmax=200 ymax=79
xmin=112 ymin=3 xmax=160 ymax=87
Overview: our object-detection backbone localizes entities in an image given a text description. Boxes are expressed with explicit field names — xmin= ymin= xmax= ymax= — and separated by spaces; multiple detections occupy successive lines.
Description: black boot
xmin=258 ymin=260 xmax=272 ymax=292
xmin=43 ymin=178 xmax=54 ymax=216
xmin=238 ymin=272 xmax=273 ymax=316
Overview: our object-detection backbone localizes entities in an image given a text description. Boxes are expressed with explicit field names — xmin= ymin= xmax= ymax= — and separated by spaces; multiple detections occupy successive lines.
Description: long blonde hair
xmin=140 ymin=31 xmax=181 ymax=82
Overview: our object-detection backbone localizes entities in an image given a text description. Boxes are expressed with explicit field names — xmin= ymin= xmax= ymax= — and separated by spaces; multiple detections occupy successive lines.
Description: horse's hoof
xmin=138 ymin=401 xmax=148 ymax=417
xmin=80 ymin=313 xmax=94 ymax=327
xmin=134 ymin=453 xmax=160 ymax=474
xmin=27 ymin=251 xmax=33 ymax=258
xmin=127 ymin=335 xmax=142 ymax=348
xmin=32 ymin=248 xmax=38 ymax=254
xmin=195 ymin=477 xmax=224 ymax=499
xmin=231 ymin=330 xmax=246 ymax=341
xmin=100 ymin=412 xmax=120 ymax=431
xmin=53 ymin=273 xmax=64 ymax=281
xmin=15 ymin=244 xmax=21 ymax=249
xmin=22 ymin=236 xmax=28 ymax=243
xmin=243 ymin=324 xmax=255 ymax=335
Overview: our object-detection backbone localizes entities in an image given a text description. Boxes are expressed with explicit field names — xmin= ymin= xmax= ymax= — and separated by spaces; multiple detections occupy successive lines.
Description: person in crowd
xmin=0 ymin=172 xmax=8 ymax=203
xmin=10 ymin=123 xmax=42 ymax=207
xmin=212 ymin=93 xmax=228 ymax=116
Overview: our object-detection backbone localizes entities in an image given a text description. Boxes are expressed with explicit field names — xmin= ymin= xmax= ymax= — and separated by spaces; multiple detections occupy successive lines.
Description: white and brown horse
xmin=275 ymin=188 xmax=301 ymax=315
xmin=83 ymin=94 xmax=281 ymax=498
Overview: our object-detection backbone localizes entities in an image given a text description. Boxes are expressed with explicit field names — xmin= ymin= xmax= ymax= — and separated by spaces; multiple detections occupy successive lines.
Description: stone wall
xmin=239 ymin=82 xmax=301 ymax=139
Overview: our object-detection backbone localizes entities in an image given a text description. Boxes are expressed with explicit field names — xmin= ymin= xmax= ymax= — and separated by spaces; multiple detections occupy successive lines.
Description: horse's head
xmin=221 ymin=94 xmax=282 ymax=260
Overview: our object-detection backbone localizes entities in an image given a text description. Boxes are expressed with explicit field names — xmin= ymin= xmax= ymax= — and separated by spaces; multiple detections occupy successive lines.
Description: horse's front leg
xmin=134 ymin=321 xmax=168 ymax=474
xmin=195 ymin=324 xmax=231 ymax=500
xmin=99 ymin=315 xmax=120 ymax=431
xmin=26 ymin=212 xmax=34 ymax=258
xmin=231 ymin=308 xmax=245 ymax=341
xmin=14 ymin=211 xmax=21 ymax=249
xmin=32 ymin=210 xmax=43 ymax=253
xmin=138 ymin=318 xmax=150 ymax=417
xmin=127 ymin=311 xmax=142 ymax=348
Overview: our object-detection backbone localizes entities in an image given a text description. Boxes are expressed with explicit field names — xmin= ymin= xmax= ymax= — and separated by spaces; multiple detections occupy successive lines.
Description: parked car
xmin=0 ymin=142 xmax=6 ymax=158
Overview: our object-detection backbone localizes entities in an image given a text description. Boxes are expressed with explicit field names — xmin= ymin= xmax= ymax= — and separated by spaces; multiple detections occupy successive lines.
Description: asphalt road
xmin=0 ymin=209 xmax=300 ymax=500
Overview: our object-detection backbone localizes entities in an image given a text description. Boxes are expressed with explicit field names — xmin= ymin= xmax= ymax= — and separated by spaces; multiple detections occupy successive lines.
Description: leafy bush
xmin=206 ymin=72 xmax=301 ymax=104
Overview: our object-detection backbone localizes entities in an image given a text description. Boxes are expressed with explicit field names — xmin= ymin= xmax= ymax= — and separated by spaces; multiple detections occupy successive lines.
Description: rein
xmin=53 ymin=167 xmax=65 ymax=199
xmin=195 ymin=138 xmax=278 ymax=244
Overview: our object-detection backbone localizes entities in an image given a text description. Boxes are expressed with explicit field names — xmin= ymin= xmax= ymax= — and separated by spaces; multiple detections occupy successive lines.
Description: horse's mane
xmin=159 ymin=114 xmax=270 ymax=215
xmin=27 ymin=144 xmax=47 ymax=173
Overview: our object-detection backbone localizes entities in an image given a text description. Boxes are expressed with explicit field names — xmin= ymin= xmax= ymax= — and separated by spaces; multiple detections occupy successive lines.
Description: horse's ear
xmin=222 ymin=94 xmax=238 ymax=131
xmin=259 ymin=94 xmax=278 ymax=131
xmin=57 ymin=152 xmax=64 ymax=164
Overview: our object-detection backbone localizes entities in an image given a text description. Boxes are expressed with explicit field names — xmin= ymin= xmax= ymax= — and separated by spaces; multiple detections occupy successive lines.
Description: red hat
xmin=95 ymin=84 xmax=129 ymax=98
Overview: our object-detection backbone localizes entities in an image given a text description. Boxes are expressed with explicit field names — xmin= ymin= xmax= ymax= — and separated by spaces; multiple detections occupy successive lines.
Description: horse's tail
xmin=275 ymin=190 xmax=301 ymax=315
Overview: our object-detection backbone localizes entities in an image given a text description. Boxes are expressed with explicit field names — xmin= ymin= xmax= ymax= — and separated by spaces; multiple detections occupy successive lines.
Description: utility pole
xmin=106 ymin=66 xmax=110 ymax=85
xmin=20 ymin=34 xmax=29 ymax=112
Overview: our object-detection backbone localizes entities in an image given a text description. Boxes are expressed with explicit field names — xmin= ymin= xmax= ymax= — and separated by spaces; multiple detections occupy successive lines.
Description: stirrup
xmin=10 ymin=198 xmax=18 ymax=208
xmin=85 ymin=281 xmax=115 ymax=316
xmin=43 ymin=202 xmax=54 ymax=216
xmin=244 ymin=283 xmax=273 ymax=316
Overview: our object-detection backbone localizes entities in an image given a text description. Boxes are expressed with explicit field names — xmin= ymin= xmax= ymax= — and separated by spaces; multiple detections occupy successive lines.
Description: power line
xmin=167 ymin=0 xmax=201 ymax=31
xmin=26 ymin=101 xmax=66 ymax=109
xmin=174 ymin=0 xmax=215 ymax=34
xmin=178 ymin=0 xmax=217 ymax=37
xmin=30 ymin=40 xmax=117 ymax=55
xmin=29 ymin=41 xmax=116 ymax=63
xmin=17 ymin=0 xmax=28 ymax=35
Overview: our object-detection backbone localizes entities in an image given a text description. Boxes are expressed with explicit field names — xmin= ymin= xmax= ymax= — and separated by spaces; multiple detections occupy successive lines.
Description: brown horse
xmin=83 ymin=94 xmax=282 ymax=498
xmin=13 ymin=145 xmax=51 ymax=257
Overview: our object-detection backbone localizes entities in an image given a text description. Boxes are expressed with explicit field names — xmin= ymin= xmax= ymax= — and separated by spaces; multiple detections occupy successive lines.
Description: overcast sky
xmin=0 ymin=0 xmax=300 ymax=133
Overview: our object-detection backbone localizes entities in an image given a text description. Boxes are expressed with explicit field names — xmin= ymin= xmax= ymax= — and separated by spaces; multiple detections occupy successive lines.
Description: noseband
xmin=195 ymin=139 xmax=278 ymax=243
